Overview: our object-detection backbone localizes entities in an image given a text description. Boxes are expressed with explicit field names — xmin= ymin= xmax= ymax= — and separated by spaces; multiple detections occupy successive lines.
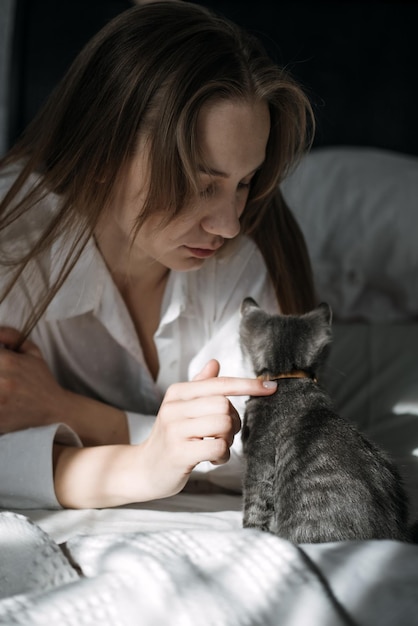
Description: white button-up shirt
xmin=0 ymin=170 xmax=278 ymax=508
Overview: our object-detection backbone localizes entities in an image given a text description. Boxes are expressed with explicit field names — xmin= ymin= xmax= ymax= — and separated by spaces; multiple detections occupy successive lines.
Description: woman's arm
xmin=52 ymin=391 xmax=129 ymax=446
xmin=53 ymin=360 xmax=277 ymax=509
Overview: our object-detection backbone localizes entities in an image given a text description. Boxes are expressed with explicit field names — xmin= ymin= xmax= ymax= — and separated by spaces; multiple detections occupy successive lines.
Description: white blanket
xmin=1 ymin=510 xmax=418 ymax=626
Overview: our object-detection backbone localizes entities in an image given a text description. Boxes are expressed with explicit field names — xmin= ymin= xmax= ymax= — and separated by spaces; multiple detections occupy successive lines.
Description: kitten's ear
xmin=305 ymin=302 xmax=333 ymax=358
xmin=303 ymin=302 xmax=332 ymax=326
xmin=317 ymin=302 xmax=333 ymax=325
xmin=240 ymin=297 xmax=259 ymax=315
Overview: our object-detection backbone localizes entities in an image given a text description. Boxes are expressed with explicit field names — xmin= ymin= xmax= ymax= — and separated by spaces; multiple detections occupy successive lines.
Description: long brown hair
xmin=0 ymin=0 xmax=315 ymax=342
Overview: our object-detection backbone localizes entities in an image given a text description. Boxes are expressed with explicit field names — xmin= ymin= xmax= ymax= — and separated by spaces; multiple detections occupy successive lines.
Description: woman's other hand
xmin=0 ymin=326 xmax=129 ymax=445
xmin=0 ymin=327 xmax=67 ymax=433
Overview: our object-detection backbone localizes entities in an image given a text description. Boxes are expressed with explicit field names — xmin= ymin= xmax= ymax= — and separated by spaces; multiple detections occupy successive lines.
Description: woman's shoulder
xmin=0 ymin=162 xmax=37 ymax=200
xmin=0 ymin=165 xmax=61 ymax=304
xmin=0 ymin=164 xmax=58 ymax=249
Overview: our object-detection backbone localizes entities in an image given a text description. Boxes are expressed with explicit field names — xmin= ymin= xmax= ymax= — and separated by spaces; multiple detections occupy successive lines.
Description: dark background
xmin=7 ymin=0 xmax=418 ymax=155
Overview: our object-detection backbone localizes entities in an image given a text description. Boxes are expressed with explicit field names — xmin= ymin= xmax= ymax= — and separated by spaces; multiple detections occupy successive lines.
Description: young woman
xmin=0 ymin=1 xmax=315 ymax=509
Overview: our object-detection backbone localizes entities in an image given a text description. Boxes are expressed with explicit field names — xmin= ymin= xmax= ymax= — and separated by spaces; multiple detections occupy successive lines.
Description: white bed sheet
xmin=16 ymin=493 xmax=243 ymax=544
xmin=1 ymin=505 xmax=418 ymax=626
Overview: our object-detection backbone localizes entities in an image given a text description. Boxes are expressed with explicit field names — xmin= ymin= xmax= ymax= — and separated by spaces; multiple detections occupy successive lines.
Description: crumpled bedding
xmin=1 ymin=511 xmax=418 ymax=626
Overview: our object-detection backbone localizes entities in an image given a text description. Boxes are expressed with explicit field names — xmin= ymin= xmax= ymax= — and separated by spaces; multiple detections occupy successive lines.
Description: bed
xmin=1 ymin=1 xmax=418 ymax=624
xmin=1 ymin=144 xmax=418 ymax=626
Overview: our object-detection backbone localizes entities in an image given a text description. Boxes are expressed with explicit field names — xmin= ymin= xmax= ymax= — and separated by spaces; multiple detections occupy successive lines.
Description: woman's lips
xmin=184 ymin=246 xmax=219 ymax=258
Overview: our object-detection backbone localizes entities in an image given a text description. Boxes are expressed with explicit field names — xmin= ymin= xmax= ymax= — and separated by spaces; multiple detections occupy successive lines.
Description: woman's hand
xmin=54 ymin=359 xmax=277 ymax=508
xmin=138 ymin=359 xmax=244 ymax=498
xmin=0 ymin=327 xmax=68 ymax=433
xmin=0 ymin=326 xmax=129 ymax=445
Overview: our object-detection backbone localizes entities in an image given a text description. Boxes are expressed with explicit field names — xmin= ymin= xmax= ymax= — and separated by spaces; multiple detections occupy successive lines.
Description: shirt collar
xmin=44 ymin=233 xmax=190 ymax=345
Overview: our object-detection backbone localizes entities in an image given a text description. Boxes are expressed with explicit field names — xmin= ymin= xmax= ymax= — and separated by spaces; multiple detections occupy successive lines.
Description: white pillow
xmin=282 ymin=147 xmax=418 ymax=321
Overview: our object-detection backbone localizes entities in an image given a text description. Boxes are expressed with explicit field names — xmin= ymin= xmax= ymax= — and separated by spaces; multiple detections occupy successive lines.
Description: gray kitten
xmin=239 ymin=297 xmax=410 ymax=543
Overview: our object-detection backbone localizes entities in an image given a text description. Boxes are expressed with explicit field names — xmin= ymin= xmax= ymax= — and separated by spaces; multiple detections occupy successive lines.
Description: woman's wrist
xmin=56 ymin=390 xmax=130 ymax=446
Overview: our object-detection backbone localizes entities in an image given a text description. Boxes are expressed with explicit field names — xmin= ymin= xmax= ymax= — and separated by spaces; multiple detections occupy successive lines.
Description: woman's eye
xmin=198 ymin=177 xmax=252 ymax=198
xmin=199 ymin=184 xmax=216 ymax=198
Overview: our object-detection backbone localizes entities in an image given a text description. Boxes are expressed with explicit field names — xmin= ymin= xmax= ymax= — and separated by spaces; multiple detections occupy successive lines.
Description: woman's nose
xmin=201 ymin=198 xmax=242 ymax=239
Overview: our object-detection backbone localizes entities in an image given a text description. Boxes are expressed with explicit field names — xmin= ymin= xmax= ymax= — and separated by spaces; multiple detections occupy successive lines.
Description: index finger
xmin=165 ymin=376 xmax=277 ymax=402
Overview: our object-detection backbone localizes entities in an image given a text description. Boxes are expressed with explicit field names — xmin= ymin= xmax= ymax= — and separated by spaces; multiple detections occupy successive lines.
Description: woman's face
xmin=110 ymin=98 xmax=270 ymax=274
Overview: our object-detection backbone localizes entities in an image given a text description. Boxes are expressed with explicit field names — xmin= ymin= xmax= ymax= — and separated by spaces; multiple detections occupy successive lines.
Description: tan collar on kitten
xmin=258 ymin=370 xmax=318 ymax=383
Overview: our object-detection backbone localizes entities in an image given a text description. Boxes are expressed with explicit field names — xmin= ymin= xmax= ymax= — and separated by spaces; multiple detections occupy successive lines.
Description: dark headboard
xmin=5 ymin=0 xmax=418 ymax=156
xmin=196 ymin=1 xmax=418 ymax=156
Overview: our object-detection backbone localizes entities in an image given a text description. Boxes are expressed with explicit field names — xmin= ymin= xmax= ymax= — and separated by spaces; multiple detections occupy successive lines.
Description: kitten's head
xmin=239 ymin=298 xmax=332 ymax=377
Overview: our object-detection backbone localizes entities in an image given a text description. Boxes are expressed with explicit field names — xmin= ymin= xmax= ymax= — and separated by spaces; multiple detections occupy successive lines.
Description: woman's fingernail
xmin=262 ymin=380 xmax=277 ymax=389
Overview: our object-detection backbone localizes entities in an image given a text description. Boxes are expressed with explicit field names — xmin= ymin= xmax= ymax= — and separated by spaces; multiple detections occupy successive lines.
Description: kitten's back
xmin=240 ymin=298 xmax=410 ymax=543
